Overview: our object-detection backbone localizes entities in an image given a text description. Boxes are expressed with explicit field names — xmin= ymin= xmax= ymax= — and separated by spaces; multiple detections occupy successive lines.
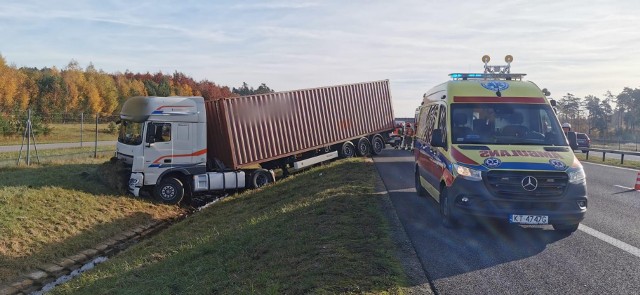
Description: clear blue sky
xmin=1 ymin=0 xmax=639 ymax=116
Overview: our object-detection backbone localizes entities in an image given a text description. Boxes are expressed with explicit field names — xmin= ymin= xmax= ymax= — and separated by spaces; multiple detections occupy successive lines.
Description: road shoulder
xmin=373 ymin=166 xmax=435 ymax=295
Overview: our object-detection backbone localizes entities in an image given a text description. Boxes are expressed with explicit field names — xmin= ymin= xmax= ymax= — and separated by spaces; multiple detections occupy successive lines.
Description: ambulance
xmin=414 ymin=55 xmax=587 ymax=232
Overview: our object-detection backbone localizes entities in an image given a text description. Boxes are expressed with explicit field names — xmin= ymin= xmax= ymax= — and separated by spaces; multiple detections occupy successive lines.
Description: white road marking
xmin=582 ymin=161 xmax=639 ymax=172
xmin=579 ymin=224 xmax=640 ymax=259
xmin=387 ymin=188 xmax=416 ymax=193
xmin=614 ymin=185 xmax=635 ymax=190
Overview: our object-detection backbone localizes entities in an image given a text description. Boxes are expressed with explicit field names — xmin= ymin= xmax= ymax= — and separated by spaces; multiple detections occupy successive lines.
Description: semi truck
xmin=116 ymin=80 xmax=395 ymax=204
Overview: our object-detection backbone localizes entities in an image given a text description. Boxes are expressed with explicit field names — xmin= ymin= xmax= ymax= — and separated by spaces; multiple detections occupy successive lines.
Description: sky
xmin=1 ymin=0 xmax=639 ymax=117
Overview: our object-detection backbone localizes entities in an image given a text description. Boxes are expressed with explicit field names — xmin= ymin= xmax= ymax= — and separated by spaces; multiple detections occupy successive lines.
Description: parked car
xmin=576 ymin=133 xmax=590 ymax=153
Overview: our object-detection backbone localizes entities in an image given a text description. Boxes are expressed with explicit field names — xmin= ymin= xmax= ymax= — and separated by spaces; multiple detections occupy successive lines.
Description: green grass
xmin=0 ymin=123 xmax=117 ymax=145
xmin=0 ymin=146 xmax=116 ymax=161
xmin=0 ymin=156 xmax=186 ymax=285
xmin=575 ymin=153 xmax=640 ymax=170
xmin=53 ymin=158 xmax=408 ymax=294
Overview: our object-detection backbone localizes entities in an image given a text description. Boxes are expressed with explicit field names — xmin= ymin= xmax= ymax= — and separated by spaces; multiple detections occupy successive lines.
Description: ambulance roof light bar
xmin=449 ymin=55 xmax=526 ymax=81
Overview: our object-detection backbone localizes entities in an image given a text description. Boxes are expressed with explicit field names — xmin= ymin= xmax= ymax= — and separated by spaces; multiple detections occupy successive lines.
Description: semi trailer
xmin=116 ymin=80 xmax=395 ymax=204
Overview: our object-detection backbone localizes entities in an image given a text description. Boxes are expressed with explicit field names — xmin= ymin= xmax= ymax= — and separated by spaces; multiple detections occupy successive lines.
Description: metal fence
xmin=0 ymin=110 xmax=120 ymax=166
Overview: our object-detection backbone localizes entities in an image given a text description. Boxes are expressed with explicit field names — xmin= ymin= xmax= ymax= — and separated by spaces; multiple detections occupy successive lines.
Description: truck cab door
xmin=144 ymin=122 xmax=174 ymax=183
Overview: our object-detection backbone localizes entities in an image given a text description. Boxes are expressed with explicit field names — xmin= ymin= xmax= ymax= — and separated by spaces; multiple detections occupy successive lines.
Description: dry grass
xmin=53 ymin=158 xmax=408 ymax=294
xmin=0 ymin=156 xmax=186 ymax=285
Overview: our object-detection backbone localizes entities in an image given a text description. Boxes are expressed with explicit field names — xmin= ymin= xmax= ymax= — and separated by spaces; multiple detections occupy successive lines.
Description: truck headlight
xmin=568 ymin=166 xmax=586 ymax=184
xmin=453 ymin=164 xmax=482 ymax=181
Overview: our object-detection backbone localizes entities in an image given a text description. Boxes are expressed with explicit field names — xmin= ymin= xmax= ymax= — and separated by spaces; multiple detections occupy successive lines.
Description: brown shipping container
xmin=205 ymin=80 xmax=395 ymax=169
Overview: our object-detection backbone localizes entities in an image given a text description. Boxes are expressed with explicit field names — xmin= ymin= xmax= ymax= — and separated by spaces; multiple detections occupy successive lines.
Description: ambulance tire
xmin=371 ymin=135 xmax=385 ymax=155
xmin=356 ymin=137 xmax=371 ymax=157
xmin=439 ymin=187 xmax=458 ymax=228
xmin=415 ymin=168 xmax=427 ymax=197
xmin=553 ymin=223 xmax=579 ymax=233
xmin=339 ymin=141 xmax=356 ymax=158
xmin=155 ymin=177 xmax=184 ymax=205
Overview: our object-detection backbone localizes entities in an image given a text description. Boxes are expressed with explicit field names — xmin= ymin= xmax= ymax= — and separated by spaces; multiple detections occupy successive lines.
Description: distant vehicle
xmin=414 ymin=55 xmax=587 ymax=233
xmin=116 ymin=80 xmax=395 ymax=204
xmin=576 ymin=133 xmax=590 ymax=153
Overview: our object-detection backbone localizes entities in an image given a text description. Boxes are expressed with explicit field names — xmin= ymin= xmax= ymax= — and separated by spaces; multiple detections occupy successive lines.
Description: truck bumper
xmin=448 ymin=178 xmax=587 ymax=225
xmin=129 ymin=172 xmax=144 ymax=197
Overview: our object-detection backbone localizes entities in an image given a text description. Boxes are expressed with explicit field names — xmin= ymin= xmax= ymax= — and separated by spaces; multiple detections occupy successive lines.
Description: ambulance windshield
xmin=450 ymin=103 xmax=567 ymax=146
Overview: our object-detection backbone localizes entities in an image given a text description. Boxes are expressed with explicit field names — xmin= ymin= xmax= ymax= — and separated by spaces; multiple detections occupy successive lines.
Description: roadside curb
xmin=367 ymin=158 xmax=436 ymax=295
xmin=0 ymin=212 xmax=189 ymax=295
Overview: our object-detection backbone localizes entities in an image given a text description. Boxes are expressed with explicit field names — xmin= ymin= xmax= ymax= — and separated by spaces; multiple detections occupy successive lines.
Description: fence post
xmin=81 ymin=112 xmax=84 ymax=147
xmin=26 ymin=109 xmax=31 ymax=165
xmin=621 ymin=154 xmax=624 ymax=164
xmin=95 ymin=114 xmax=98 ymax=158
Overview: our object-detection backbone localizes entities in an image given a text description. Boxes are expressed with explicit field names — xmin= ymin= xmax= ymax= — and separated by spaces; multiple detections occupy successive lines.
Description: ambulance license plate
xmin=509 ymin=214 xmax=549 ymax=225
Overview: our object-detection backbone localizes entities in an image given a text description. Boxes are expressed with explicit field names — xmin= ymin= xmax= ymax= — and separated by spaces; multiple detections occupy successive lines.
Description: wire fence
xmin=0 ymin=110 xmax=120 ymax=166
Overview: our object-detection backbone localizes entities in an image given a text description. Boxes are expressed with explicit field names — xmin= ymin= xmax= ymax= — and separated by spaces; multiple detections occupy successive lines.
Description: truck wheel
xmin=154 ymin=177 xmax=184 ymax=204
xmin=440 ymin=187 xmax=457 ymax=228
xmin=552 ymin=223 xmax=579 ymax=233
xmin=339 ymin=141 xmax=356 ymax=158
xmin=356 ymin=137 xmax=372 ymax=157
xmin=251 ymin=169 xmax=273 ymax=189
xmin=415 ymin=168 xmax=427 ymax=197
xmin=371 ymin=135 xmax=385 ymax=155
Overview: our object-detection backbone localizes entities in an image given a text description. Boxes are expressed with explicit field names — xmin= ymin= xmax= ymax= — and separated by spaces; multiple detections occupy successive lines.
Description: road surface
xmin=0 ymin=141 xmax=116 ymax=152
xmin=373 ymin=149 xmax=640 ymax=294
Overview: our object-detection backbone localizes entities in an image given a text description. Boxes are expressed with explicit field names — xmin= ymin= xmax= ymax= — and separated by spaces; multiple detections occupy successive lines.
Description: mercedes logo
xmin=521 ymin=176 xmax=538 ymax=191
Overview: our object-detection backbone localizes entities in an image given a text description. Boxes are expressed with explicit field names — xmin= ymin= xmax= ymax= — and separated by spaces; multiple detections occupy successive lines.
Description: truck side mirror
xmin=550 ymin=99 xmax=557 ymax=107
xmin=431 ymin=129 xmax=446 ymax=148
xmin=567 ymin=131 xmax=578 ymax=150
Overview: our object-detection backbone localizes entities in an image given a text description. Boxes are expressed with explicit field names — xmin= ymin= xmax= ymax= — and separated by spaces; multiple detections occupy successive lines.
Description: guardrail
xmin=584 ymin=148 xmax=640 ymax=164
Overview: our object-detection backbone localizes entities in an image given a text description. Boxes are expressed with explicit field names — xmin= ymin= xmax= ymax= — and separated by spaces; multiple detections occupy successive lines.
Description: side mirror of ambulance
xmin=431 ymin=129 xmax=446 ymax=148
xmin=567 ymin=131 xmax=579 ymax=150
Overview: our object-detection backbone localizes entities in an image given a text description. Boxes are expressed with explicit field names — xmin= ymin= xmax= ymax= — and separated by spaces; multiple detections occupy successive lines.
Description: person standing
xmin=403 ymin=123 xmax=415 ymax=150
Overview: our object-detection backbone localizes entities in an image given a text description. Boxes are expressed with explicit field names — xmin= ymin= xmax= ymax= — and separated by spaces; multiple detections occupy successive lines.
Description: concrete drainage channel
xmin=0 ymin=205 xmax=202 ymax=295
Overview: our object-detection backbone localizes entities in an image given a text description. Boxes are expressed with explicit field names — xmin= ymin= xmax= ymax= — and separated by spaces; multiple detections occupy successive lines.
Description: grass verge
xmin=0 ymin=156 xmax=186 ymax=285
xmin=575 ymin=153 xmax=640 ymax=170
xmin=53 ymin=158 xmax=408 ymax=294
xmin=0 ymin=123 xmax=117 ymax=146
xmin=0 ymin=146 xmax=115 ymax=161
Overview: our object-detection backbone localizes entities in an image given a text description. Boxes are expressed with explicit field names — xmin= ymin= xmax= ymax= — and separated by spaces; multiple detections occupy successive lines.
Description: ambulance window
xmin=438 ymin=105 xmax=448 ymax=149
xmin=424 ymin=105 xmax=439 ymax=144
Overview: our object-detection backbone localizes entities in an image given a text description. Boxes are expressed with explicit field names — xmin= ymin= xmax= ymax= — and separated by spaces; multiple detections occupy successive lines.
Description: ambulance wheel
xmin=155 ymin=177 xmax=184 ymax=205
xmin=356 ymin=137 xmax=371 ymax=157
xmin=415 ymin=168 xmax=427 ymax=197
xmin=371 ymin=135 xmax=385 ymax=155
xmin=440 ymin=187 xmax=457 ymax=228
xmin=251 ymin=169 xmax=273 ymax=189
xmin=553 ymin=223 xmax=579 ymax=233
xmin=339 ymin=141 xmax=356 ymax=158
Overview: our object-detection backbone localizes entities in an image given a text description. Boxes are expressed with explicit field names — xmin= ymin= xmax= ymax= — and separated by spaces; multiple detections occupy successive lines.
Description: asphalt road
xmin=0 ymin=141 xmax=116 ymax=152
xmin=373 ymin=149 xmax=640 ymax=294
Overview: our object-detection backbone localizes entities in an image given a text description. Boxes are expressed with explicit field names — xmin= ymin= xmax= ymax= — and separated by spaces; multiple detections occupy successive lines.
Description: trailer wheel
xmin=154 ymin=177 xmax=184 ymax=204
xmin=251 ymin=169 xmax=273 ymax=189
xmin=339 ymin=141 xmax=356 ymax=158
xmin=355 ymin=137 xmax=371 ymax=157
xmin=371 ymin=135 xmax=385 ymax=155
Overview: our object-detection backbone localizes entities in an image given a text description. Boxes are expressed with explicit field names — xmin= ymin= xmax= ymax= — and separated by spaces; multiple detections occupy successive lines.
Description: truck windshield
xmin=450 ymin=103 xmax=567 ymax=146
xmin=118 ymin=120 xmax=144 ymax=145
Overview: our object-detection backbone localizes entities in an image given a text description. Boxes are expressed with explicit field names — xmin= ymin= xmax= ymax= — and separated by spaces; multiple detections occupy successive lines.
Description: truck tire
xmin=371 ymin=135 xmax=385 ymax=155
xmin=154 ymin=177 xmax=184 ymax=204
xmin=251 ymin=169 xmax=273 ymax=189
xmin=339 ymin=141 xmax=356 ymax=158
xmin=356 ymin=137 xmax=371 ymax=157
